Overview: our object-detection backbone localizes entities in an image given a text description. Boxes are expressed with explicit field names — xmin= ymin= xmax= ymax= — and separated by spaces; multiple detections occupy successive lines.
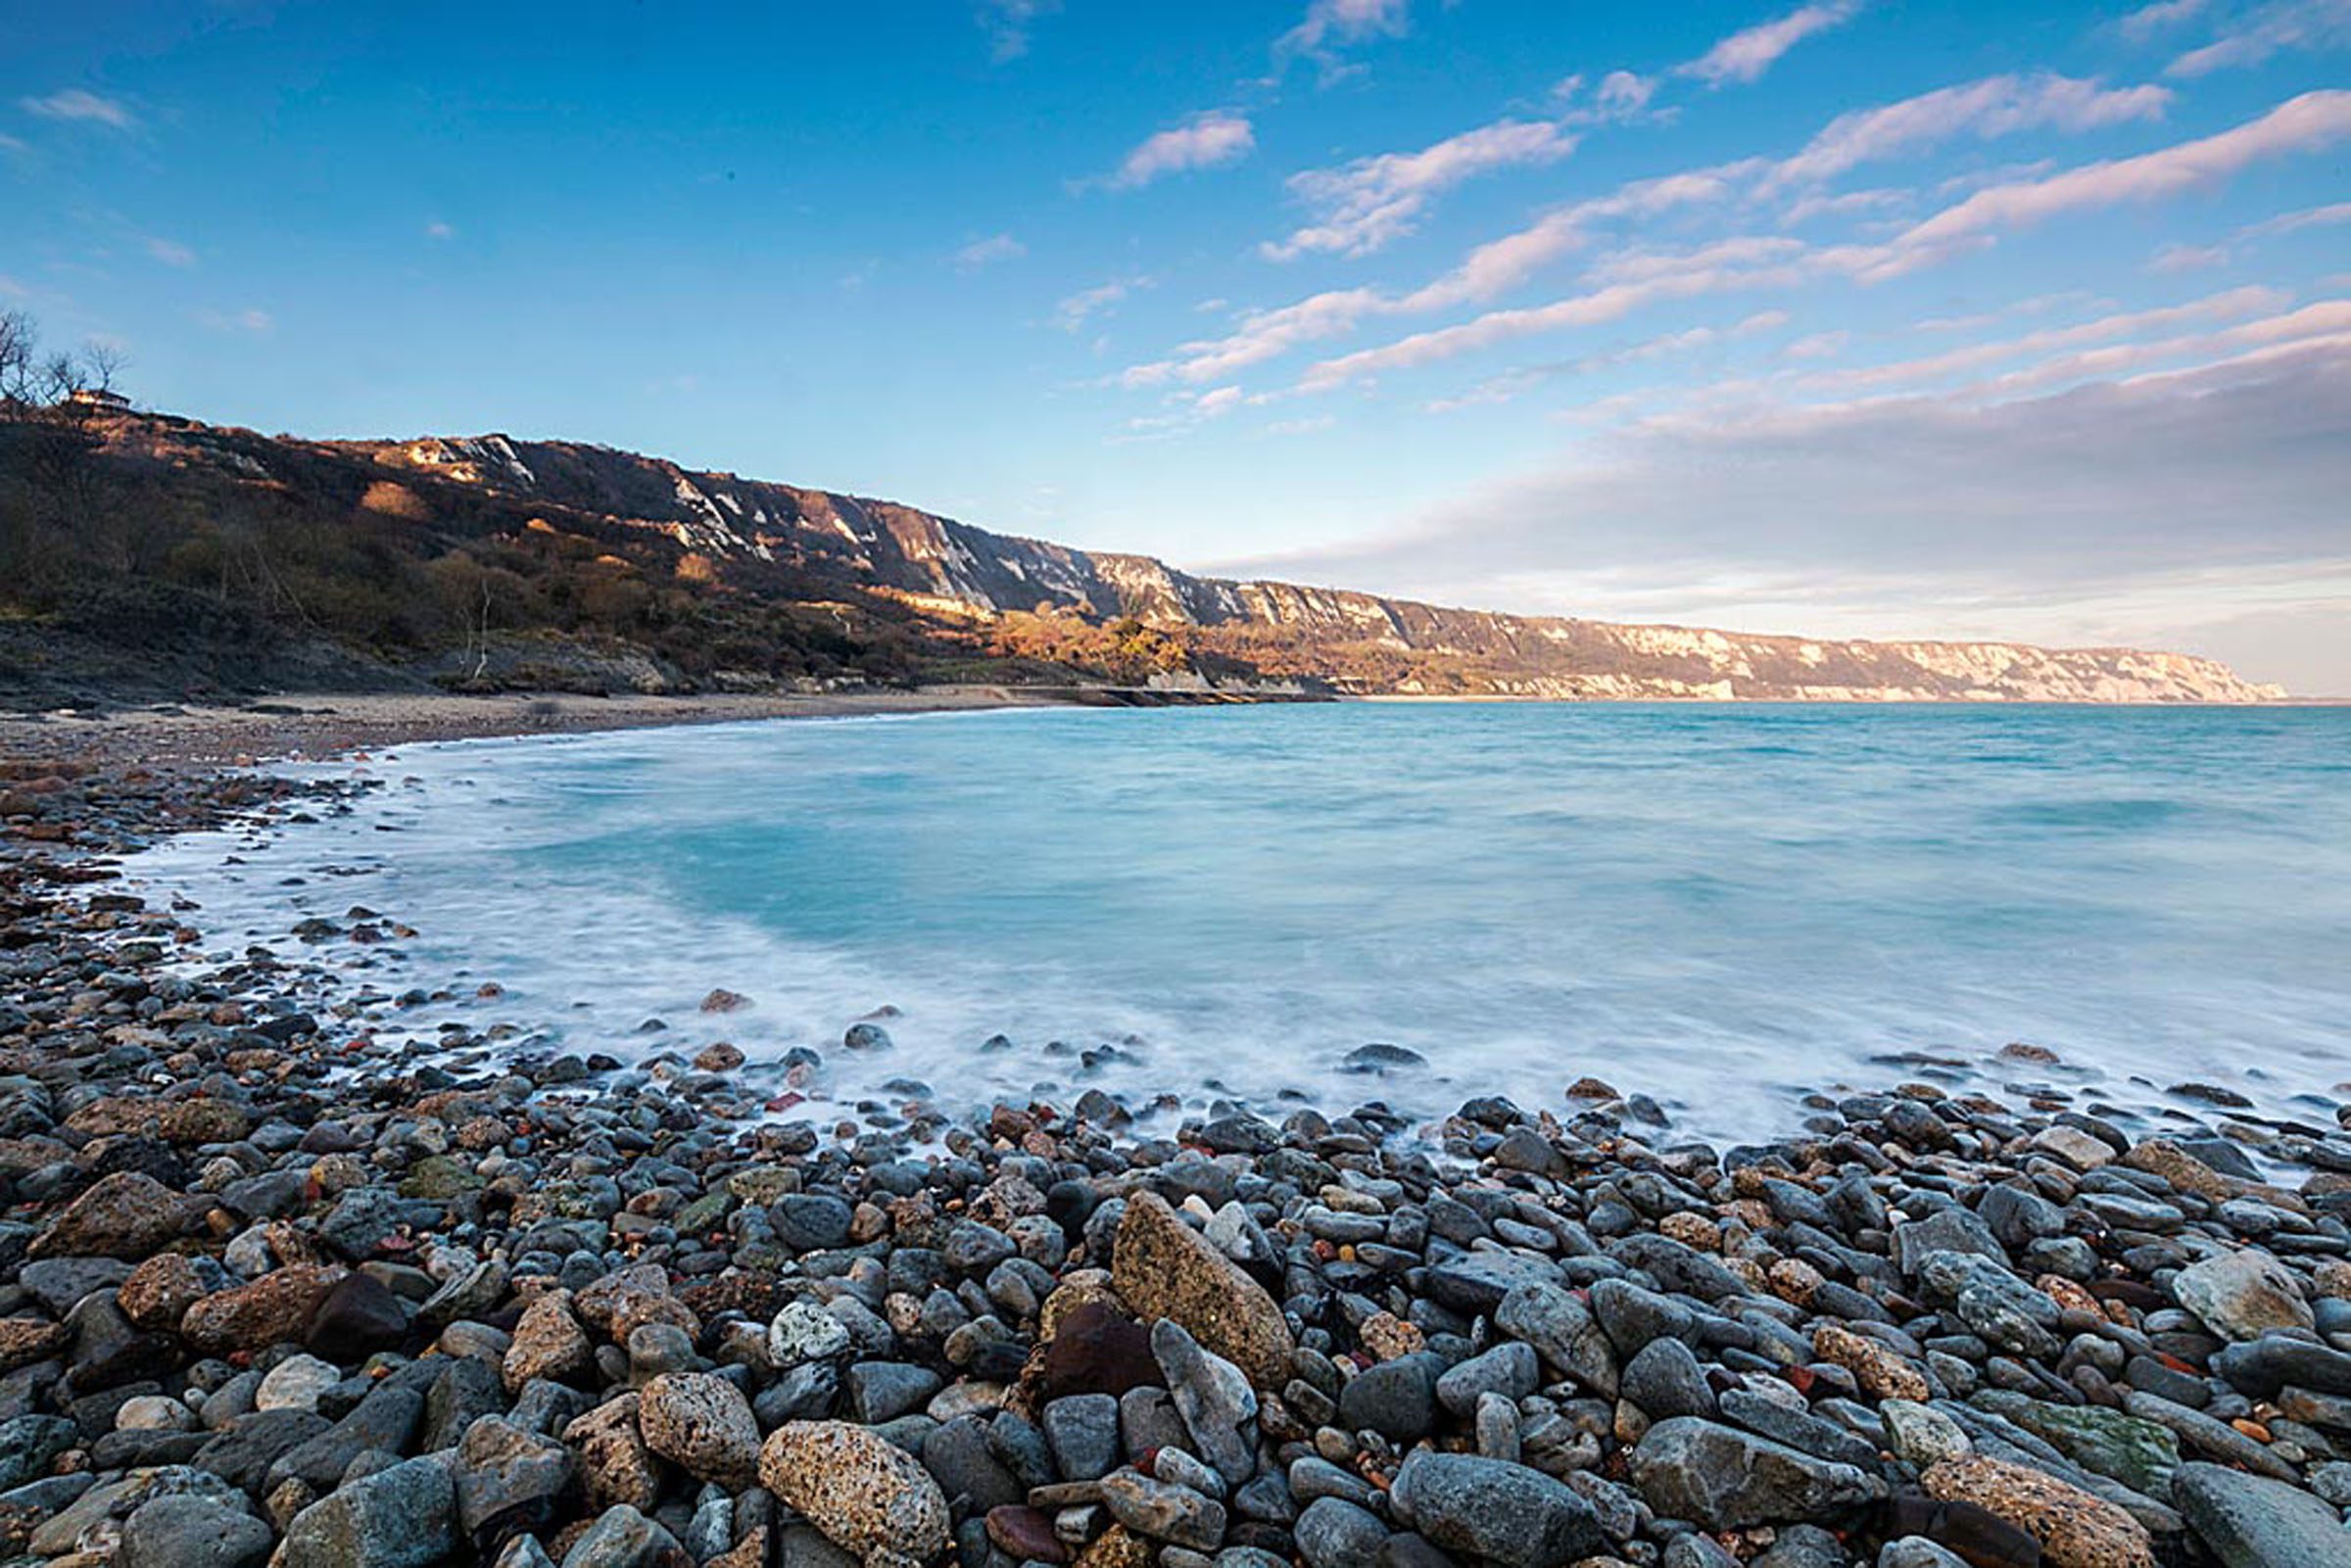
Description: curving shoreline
xmin=2 ymin=745 xmax=2350 ymax=1568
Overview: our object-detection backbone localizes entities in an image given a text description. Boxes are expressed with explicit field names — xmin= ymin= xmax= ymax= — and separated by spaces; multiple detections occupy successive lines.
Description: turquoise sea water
xmin=134 ymin=702 xmax=2351 ymax=1139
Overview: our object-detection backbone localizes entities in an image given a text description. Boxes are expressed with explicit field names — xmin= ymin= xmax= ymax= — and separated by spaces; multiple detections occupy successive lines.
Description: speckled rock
xmin=1923 ymin=1456 xmax=2155 ymax=1568
xmin=1112 ymin=1192 xmax=1294 ymax=1389
xmin=638 ymin=1373 xmax=759 ymax=1488
xmin=757 ymin=1420 xmax=950 ymax=1565
xmin=180 ymin=1264 xmax=349 ymax=1355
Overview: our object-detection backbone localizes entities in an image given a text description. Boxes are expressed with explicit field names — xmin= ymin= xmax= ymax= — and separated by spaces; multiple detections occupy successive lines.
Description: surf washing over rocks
xmin=120 ymin=703 xmax=2351 ymax=1146
xmin=5 ymin=747 xmax=2351 ymax=1568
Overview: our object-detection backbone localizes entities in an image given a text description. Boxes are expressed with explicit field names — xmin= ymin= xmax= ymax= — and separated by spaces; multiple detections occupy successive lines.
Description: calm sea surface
xmin=130 ymin=702 xmax=2351 ymax=1141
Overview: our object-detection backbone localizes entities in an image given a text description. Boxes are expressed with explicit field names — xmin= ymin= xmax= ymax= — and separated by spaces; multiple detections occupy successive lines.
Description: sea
xmin=123 ymin=701 xmax=2351 ymax=1144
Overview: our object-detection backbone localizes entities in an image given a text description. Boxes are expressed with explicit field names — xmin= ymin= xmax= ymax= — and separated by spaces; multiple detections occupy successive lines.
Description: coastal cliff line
xmin=0 ymin=408 xmax=2286 ymax=705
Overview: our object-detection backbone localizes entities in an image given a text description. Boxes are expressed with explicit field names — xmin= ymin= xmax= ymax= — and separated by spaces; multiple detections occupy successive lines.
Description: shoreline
xmin=0 ymin=684 xmax=1312 ymax=767
xmin=6 ymin=684 xmax=2339 ymax=773
xmin=0 ymin=745 xmax=2346 ymax=1567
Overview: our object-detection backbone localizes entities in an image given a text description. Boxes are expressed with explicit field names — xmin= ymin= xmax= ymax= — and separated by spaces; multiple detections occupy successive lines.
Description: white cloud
xmin=19 ymin=88 xmax=134 ymax=128
xmin=2120 ymin=0 xmax=2210 ymax=35
xmin=425 ymin=220 xmax=456 ymax=241
xmin=197 ymin=308 xmax=272 ymax=334
xmin=1677 ymin=0 xmax=1864 ymax=87
xmin=2148 ymin=240 xmax=2231 ymax=271
xmin=1105 ymin=111 xmax=1255 ymax=191
xmin=1596 ymin=71 xmax=1657 ymax=116
xmin=1767 ymin=73 xmax=2172 ymax=190
xmin=1054 ymin=277 xmax=1148 ymax=332
xmin=2167 ymin=0 xmax=2351 ymax=75
xmin=1783 ymin=330 xmax=1849 ymax=359
xmin=1898 ymin=90 xmax=2351 ymax=252
xmin=1220 ymin=338 xmax=2351 ymax=690
xmin=2237 ymin=199 xmax=2351 ymax=238
xmin=1797 ymin=286 xmax=2289 ymax=393
xmin=1266 ymin=118 xmax=1579 ymax=260
xmin=1277 ymin=0 xmax=1410 ymax=79
xmin=976 ymin=0 xmax=1059 ymax=63
xmin=144 ymin=236 xmax=196 ymax=267
xmin=954 ymin=233 xmax=1027 ymax=268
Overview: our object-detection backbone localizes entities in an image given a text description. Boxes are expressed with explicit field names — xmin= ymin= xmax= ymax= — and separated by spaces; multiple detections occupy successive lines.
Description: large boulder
xmin=758 ymin=1420 xmax=949 ymax=1565
xmin=1112 ymin=1192 xmax=1293 ymax=1389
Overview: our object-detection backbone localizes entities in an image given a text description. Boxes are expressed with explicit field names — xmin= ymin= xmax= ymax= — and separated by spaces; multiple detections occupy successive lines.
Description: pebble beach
xmin=2 ymin=732 xmax=2349 ymax=1568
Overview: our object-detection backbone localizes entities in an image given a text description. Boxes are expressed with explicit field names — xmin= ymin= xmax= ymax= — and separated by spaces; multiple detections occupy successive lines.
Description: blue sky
xmin=6 ymin=0 xmax=2349 ymax=689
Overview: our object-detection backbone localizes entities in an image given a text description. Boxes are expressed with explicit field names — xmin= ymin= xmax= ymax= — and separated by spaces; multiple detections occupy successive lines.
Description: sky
xmin=5 ymin=1 xmax=2349 ymax=690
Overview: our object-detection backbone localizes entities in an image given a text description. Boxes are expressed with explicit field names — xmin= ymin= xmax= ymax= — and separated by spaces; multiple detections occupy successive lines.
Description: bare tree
xmin=0 ymin=311 xmax=34 ymax=405
xmin=79 ymin=341 xmax=126 ymax=398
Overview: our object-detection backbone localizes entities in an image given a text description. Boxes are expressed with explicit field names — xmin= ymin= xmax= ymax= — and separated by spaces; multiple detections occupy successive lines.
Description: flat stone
xmin=119 ymin=1493 xmax=273 ymax=1568
xmin=2174 ymin=1249 xmax=2313 ymax=1343
xmin=1391 ymin=1449 xmax=1603 ymax=1568
xmin=281 ymin=1453 xmax=459 ymax=1568
xmin=1629 ymin=1417 xmax=1885 ymax=1531
xmin=2173 ymin=1461 xmax=2351 ymax=1568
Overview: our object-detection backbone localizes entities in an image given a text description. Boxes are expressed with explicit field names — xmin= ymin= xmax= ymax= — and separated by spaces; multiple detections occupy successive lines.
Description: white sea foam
xmin=121 ymin=703 xmax=2351 ymax=1142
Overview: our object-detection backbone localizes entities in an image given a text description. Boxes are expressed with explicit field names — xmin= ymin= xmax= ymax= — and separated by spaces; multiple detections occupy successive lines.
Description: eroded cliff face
xmin=158 ymin=423 xmax=2287 ymax=702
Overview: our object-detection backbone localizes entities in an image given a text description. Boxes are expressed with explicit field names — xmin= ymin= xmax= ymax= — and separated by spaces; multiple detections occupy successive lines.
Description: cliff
xmin=6 ymin=409 xmax=2285 ymax=704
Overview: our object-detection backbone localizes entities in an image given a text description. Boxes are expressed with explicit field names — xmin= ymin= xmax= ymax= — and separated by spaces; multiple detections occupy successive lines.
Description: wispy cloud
xmin=1125 ymin=71 xmax=2202 ymax=391
xmin=954 ymin=233 xmax=1027 ymax=268
xmin=2149 ymin=240 xmax=2231 ymax=271
xmin=19 ymin=88 xmax=135 ymax=129
xmin=1677 ymin=0 xmax=1864 ymax=87
xmin=425 ymin=220 xmax=456 ymax=241
xmin=1266 ymin=118 xmax=1579 ymax=260
xmin=1054 ymin=276 xmax=1150 ymax=332
xmin=196 ymin=308 xmax=273 ymax=334
xmin=1277 ymin=0 xmax=1411 ymax=81
xmin=1767 ymin=73 xmax=2171 ymax=190
xmin=976 ymin=0 xmax=1060 ymax=63
xmin=2238 ymin=199 xmax=2351 ymax=238
xmin=1104 ymin=111 xmax=1255 ymax=190
xmin=1798 ymin=286 xmax=2289 ymax=393
xmin=2167 ymin=0 xmax=2351 ymax=75
xmin=2123 ymin=0 xmax=2211 ymax=34
xmin=1898 ymin=89 xmax=2351 ymax=251
xmin=144 ymin=236 xmax=196 ymax=267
